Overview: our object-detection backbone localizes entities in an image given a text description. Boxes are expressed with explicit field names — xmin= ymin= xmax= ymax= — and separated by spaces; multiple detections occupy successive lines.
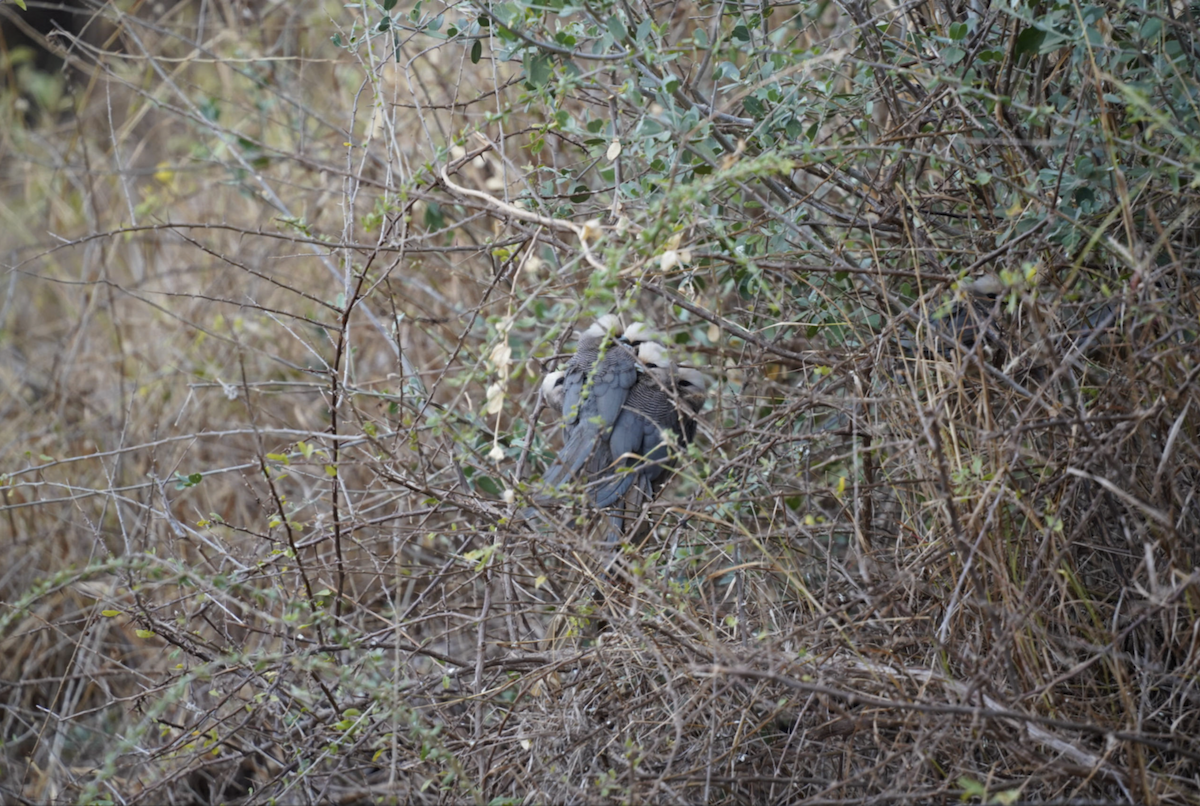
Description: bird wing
xmin=590 ymin=376 xmax=682 ymax=507
xmin=540 ymin=344 xmax=638 ymax=489
xmin=590 ymin=407 xmax=656 ymax=507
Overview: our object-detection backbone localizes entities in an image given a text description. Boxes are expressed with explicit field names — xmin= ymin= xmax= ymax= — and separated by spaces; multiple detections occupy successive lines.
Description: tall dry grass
xmin=1 ymin=0 xmax=1199 ymax=802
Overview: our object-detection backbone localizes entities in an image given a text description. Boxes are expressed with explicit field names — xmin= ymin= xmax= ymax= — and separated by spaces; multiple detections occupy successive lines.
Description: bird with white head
xmin=527 ymin=317 xmax=707 ymax=545
xmin=541 ymin=370 xmax=566 ymax=413
xmin=539 ymin=314 xmax=640 ymax=491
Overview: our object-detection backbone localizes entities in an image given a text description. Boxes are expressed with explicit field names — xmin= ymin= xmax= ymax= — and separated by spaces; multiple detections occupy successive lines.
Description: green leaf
xmin=958 ymin=776 xmax=987 ymax=798
xmin=949 ymin=21 xmax=968 ymax=40
xmin=606 ymin=15 xmax=627 ymax=41
xmin=382 ymin=0 xmax=397 ymax=9
xmin=1014 ymin=27 xmax=1046 ymax=56
xmin=476 ymin=475 xmax=502 ymax=495
xmin=524 ymin=52 xmax=554 ymax=87
xmin=424 ymin=200 xmax=444 ymax=230
xmin=471 ymin=39 xmax=482 ymax=64
xmin=101 ymin=610 xmax=121 ymax=618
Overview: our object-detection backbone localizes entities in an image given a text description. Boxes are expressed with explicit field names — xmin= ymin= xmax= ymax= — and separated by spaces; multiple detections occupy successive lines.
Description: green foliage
xmin=3 ymin=0 xmax=1199 ymax=801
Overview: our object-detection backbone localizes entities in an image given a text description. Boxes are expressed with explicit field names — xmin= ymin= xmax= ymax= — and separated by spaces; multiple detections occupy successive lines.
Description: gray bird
xmin=541 ymin=315 xmax=641 ymax=490
xmin=898 ymin=275 xmax=1005 ymax=361
xmin=557 ymin=314 xmax=620 ymax=429
xmin=942 ymin=274 xmax=1004 ymax=355
xmin=591 ymin=342 xmax=708 ymax=509
xmin=542 ymin=321 xmax=653 ymax=419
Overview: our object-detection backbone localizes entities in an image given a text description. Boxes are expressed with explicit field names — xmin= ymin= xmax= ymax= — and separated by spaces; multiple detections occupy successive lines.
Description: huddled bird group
xmin=526 ymin=315 xmax=707 ymax=542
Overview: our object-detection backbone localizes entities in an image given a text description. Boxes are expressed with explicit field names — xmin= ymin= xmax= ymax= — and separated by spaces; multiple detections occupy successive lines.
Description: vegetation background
xmin=1 ymin=0 xmax=1198 ymax=801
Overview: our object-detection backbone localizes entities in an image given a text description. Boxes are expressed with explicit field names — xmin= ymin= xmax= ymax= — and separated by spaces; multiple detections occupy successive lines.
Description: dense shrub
xmin=1 ymin=0 xmax=1198 ymax=801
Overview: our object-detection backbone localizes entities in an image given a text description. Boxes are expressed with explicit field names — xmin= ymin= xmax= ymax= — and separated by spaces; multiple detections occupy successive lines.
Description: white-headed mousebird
xmin=590 ymin=341 xmax=707 ymax=511
xmin=540 ymin=315 xmax=640 ymax=490
xmin=523 ymin=319 xmax=705 ymax=555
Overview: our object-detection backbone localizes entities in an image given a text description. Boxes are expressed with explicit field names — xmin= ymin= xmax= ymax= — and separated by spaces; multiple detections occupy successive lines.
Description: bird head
xmin=581 ymin=314 xmax=621 ymax=340
xmin=675 ymin=367 xmax=709 ymax=411
xmin=636 ymin=341 xmax=673 ymax=374
xmin=541 ymin=370 xmax=566 ymax=412
xmin=620 ymin=322 xmax=662 ymax=348
xmin=964 ymin=274 xmax=1005 ymax=298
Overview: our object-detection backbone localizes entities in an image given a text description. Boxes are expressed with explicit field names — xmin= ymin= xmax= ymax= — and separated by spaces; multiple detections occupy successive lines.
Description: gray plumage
xmin=540 ymin=315 xmax=640 ymax=490
xmin=524 ymin=319 xmax=704 ymax=550
xmin=591 ymin=346 xmax=706 ymax=509
xmin=557 ymin=314 xmax=619 ymax=432
xmin=897 ymin=275 xmax=1004 ymax=360
xmin=940 ymin=275 xmax=1004 ymax=354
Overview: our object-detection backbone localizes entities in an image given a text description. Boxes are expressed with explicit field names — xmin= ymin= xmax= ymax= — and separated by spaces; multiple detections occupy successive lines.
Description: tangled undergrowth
xmin=1 ymin=0 xmax=1198 ymax=802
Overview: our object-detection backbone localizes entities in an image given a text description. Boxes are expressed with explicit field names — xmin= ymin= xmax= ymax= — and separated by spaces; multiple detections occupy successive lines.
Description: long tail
xmin=590 ymin=468 xmax=638 ymax=508
xmin=539 ymin=421 xmax=606 ymax=491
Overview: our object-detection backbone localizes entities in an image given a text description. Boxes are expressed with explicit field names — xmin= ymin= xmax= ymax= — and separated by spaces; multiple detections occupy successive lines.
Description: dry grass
xmin=1 ymin=0 xmax=1199 ymax=803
